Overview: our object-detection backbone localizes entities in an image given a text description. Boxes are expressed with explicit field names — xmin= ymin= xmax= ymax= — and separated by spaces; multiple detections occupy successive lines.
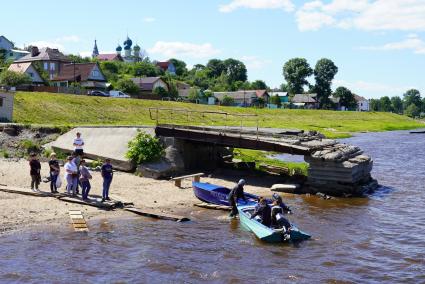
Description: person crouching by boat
xmin=250 ymin=197 xmax=271 ymax=227
xmin=64 ymin=156 xmax=78 ymax=196
xmin=228 ymin=179 xmax=247 ymax=217
xmin=79 ymin=160 xmax=92 ymax=200
xmin=48 ymin=153 xmax=60 ymax=193
xmin=271 ymin=200 xmax=291 ymax=231
xmin=272 ymin=193 xmax=292 ymax=213
xmin=101 ymin=158 xmax=113 ymax=203
xmin=29 ymin=153 xmax=41 ymax=191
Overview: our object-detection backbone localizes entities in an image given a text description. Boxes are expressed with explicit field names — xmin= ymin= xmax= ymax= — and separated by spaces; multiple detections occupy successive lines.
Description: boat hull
xmin=238 ymin=205 xmax=311 ymax=243
xmin=192 ymin=182 xmax=259 ymax=206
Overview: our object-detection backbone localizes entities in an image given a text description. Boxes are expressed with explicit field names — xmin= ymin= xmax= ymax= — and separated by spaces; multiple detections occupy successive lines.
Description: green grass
xmin=13 ymin=91 xmax=424 ymax=139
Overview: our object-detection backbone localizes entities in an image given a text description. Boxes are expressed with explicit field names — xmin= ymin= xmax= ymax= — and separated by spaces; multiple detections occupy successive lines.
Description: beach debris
xmin=270 ymin=184 xmax=300 ymax=193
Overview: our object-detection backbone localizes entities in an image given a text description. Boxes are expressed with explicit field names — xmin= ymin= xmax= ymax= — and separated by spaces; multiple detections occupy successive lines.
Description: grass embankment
xmin=12 ymin=92 xmax=423 ymax=175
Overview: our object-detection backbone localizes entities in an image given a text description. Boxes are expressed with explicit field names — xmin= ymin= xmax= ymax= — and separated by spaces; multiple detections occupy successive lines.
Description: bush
xmin=221 ymin=95 xmax=235 ymax=106
xmin=0 ymin=70 xmax=31 ymax=87
xmin=126 ymin=131 xmax=164 ymax=164
xmin=19 ymin=139 xmax=41 ymax=154
xmin=153 ymin=86 xmax=169 ymax=98
xmin=116 ymin=78 xmax=139 ymax=95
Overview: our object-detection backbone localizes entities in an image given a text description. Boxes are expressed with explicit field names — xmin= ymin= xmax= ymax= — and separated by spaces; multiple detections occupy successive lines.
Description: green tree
xmin=332 ymin=86 xmax=357 ymax=110
xmin=313 ymin=58 xmax=338 ymax=108
xmin=403 ymin=89 xmax=422 ymax=110
xmin=67 ymin=54 xmax=91 ymax=63
xmin=0 ymin=70 xmax=31 ymax=86
xmin=404 ymin=103 xmax=420 ymax=118
xmin=187 ymin=88 xmax=200 ymax=102
xmin=153 ymin=86 xmax=168 ymax=98
xmin=390 ymin=96 xmax=403 ymax=114
xmin=132 ymin=61 xmax=159 ymax=77
xmin=221 ymin=95 xmax=235 ymax=106
xmin=270 ymin=95 xmax=282 ymax=108
xmin=282 ymin=58 xmax=313 ymax=94
xmin=379 ymin=96 xmax=392 ymax=112
xmin=115 ymin=79 xmax=139 ymax=95
xmin=169 ymin=58 xmax=188 ymax=76
xmin=206 ymin=59 xmax=226 ymax=77
xmin=223 ymin=58 xmax=247 ymax=83
xmin=126 ymin=131 xmax=164 ymax=164
xmin=250 ymin=80 xmax=268 ymax=90
xmin=370 ymin=99 xmax=380 ymax=111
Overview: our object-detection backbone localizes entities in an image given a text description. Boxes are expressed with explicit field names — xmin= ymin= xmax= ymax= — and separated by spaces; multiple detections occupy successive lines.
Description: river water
xmin=1 ymin=130 xmax=424 ymax=283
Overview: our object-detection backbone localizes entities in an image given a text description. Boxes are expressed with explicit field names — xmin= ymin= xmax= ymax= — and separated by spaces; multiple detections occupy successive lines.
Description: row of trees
xmin=370 ymin=89 xmax=425 ymax=118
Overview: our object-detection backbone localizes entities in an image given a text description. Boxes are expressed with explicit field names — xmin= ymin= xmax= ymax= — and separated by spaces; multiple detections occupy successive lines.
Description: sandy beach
xmin=0 ymin=158 xmax=276 ymax=234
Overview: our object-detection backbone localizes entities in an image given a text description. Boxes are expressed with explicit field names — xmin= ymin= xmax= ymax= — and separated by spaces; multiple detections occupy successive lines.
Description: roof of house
xmin=8 ymin=62 xmax=32 ymax=73
xmin=15 ymin=47 xmax=70 ymax=63
xmin=291 ymin=94 xmax=317 ymax=103
xmin=354 ymin=94 xmax=368 ymax=102
xmin=214 ymin=91 xmax=258 ymax=100
xmin=156 ymin=61 xmax=170 ymax=70
xmin=131 ymin=77 xmax=166 ymax=91
xmin=0 ymin=35 xmax=13 ymax=48
xmin=255 ymin=90 xmax=269 ymax=98
xmin=96 ymin=53 xmax=123 ymax=61
xmin=51 ymin=63 xmax=105 ymax=82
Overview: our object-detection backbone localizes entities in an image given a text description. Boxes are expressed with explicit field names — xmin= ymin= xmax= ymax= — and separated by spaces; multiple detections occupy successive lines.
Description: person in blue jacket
xmin=101 ymin=159 xmax=113 ymax=202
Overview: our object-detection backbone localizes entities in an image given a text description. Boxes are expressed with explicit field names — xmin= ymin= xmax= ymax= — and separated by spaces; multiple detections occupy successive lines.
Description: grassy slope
xmin=14 ymin=92 xmax=423 ymax=138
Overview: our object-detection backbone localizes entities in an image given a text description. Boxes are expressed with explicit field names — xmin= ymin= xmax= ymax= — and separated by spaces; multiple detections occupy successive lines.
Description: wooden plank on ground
xmin=68 ymin=210 xmax=88 ymax=232
xmin=124 ymin=207 xmax=190 ymax=222
xmin=59 ymin=196 xmax=116 ymax=210
xmin=194 ymin=202 xmax=231 ymax=211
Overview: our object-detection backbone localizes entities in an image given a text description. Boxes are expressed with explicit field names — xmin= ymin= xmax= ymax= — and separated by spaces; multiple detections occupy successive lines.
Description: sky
xmin=2 ymin=0 xmax=425 ymax=99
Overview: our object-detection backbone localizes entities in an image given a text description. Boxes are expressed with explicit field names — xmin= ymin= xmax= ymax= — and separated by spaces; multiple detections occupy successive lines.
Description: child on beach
xmin=79 ymin=160 xmax=92 ymax=200
xmin=101 ymin=159 xmax=113 ymax=202
xmin=29 ymin=153 xmax=41 ymax=191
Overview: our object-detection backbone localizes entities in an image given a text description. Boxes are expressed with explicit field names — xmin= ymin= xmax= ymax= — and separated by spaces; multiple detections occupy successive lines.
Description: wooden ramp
xmin=69 ymin=210 xmax=89 ymax=232
xmin=124 ymin=207 xmax=190 ymax=222
xmin=194 ymin=202 xmax=231 ymax=211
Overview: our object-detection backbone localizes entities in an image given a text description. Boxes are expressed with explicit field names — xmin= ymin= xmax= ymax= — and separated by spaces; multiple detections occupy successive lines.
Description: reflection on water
xmin=1 ymin=130 xmax=425 ymax=283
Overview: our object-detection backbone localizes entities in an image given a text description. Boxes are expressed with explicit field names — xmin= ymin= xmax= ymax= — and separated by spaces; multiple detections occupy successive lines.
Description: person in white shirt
xmin=73 ymin=132 xmax=84 ymax=156
xmin=64 ymin=156 xmax=78 ymax=196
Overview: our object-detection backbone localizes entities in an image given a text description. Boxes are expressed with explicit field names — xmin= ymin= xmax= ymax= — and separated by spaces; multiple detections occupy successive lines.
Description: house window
xmin=44 ymin=62 xmax=48 ymax=70
xmin=91 ymin=70 xmax=99 ymax=77
xmin=29 ymin=72 xmax=34 ymax=77
xmin=9 ymin=52 xmax=13 ymax=56
xmin=50 ymin=63 xmax=55 ymax=71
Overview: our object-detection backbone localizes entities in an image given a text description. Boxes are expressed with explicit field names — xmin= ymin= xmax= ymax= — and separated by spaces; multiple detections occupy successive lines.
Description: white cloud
xmin=334 ymin=79 xmax=411 ymax=98
xmin=359 ymin=34 xmax=425 ymax=54
xmin=143 ymin=17 xmax=156 ymax=23
xmin=29 ymin=35 xmax=81 ymax=51
xmin=240 ymin=55 xmax=271 ymax=70
xmin=148 ymin=41 xmax=220 ymax=59
xmin=296 ymin=0 xmax=425 ymax=32
xmin=219 ymin=0 xmax=295 ymax=13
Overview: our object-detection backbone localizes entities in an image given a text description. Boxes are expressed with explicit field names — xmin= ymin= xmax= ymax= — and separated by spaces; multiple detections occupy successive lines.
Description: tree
xmin=379 ymin=96 xmax=392 ymax=112
xmin=332 ymin=86 xmax=357 ymax=110
xmin=0 ymin=70 xmax=31 ymax=86
xmin=67 ymin=54 xmax=91 ymax=63
xmin=187 ymin=88 xmax=200 ymax=102
xmin=223 ymin=58 xmax=247 ymax=83
xmin=270 ymin=95 xmax=282 ymax=108
xmin=404 ymin=103 xmax=420 ymax=118
xmin=132 ymin=61 xmax=159 ymax=77
xmin=390 ymin=96 xmax=403 ymax=114
xmin=403 ymin=89 xmax=422 ymax=110
xmin=169 ymin=58 xmax=188 ymax=76
xmin=282 ymin=58 xmax=313 ymax=95
xmin=206 ymin=59 xmax=226 ymax=77
xmin=221 ymin=95 xmax=235 ymax=106
xmin=250 ymin=80 xmax=268 ymax=90
xmin=370 ymin=99 xmax=380 ymax=111
xmin=153 ymin=86 xmax=168 ymax=98
xmin=313 ymin=58 xmax=338 ymax=108
xmin=115 ymin=79 xmax=139 ymax=95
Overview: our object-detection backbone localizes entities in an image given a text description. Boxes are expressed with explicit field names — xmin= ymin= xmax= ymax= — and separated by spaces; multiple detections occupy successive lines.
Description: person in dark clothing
xmin=48 ymin=153 xmax=60 ymax=193
xmin=250 ymin=197 xmax=271 ymax=227
xmin=101 ymin=159 xmax=113 ymax=202
xmin=228 ymin=179 xmax=247 ymax=217
xmin=29 ymin=153 xmax=41 ymax=191
xmin=272 ymin=193 xmax=292 ymax=213
xmin=271 ymin=200 xmax=291 ymax=231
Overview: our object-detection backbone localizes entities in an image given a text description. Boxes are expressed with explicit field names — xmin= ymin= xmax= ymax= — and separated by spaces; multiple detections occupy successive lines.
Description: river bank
xmin=0 ymin=158 xmax=279 ymax=234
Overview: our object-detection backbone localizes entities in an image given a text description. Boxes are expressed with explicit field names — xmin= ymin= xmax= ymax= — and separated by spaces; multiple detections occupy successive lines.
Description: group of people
xmin=228 ymin=179 xmax=292 ymax=231
xmin=29 ymin=132 xmax=114 ymax=203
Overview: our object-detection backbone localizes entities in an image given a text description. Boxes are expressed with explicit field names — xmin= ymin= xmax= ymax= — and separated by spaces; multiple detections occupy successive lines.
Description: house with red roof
xmin=96 ymin=53 xmax=123 ymax=62
xmin=50 ymin=62 xmax=107 ymax=89
xmin=156 ymin=61 xmax=176 ymax=75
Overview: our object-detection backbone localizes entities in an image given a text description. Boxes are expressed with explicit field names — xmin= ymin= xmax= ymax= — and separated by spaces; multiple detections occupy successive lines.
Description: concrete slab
xmin=46 ymin=127 xmax=154 ymax=171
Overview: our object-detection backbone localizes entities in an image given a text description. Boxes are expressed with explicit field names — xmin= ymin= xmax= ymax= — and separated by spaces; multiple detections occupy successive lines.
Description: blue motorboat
xmin=238 ymin=205 xmax=311 ymax=243
xmin=192 ymin=182 xmax=260 ymax=206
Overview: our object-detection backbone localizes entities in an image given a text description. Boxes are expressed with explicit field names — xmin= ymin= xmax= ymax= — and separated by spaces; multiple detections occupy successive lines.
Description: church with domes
xmin=92 ymin=36 xmax=143 ymax=63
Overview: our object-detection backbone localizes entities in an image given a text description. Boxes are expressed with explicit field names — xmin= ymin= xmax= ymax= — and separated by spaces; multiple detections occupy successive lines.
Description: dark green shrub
xmin=126 ymin=131 xmax=164 ymax=164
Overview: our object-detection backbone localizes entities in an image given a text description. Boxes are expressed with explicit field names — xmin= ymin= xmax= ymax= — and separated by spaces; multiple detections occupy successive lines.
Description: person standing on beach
xmin=48 ymin=153 xmax=60 ymax=193
xmin=101 ymin=159 xmax=113 ymax=202
xmin=64 ymin=156 xmax=78 ymax=196
xmin=29 ymin=153 xmax=41 ymax=191
xmin=79 ymin=160 xmax=92 ymax=200
xmin=73 ymin=132 xmax=84 ymax=156
xmin=72 ymin=152 xmax=82 ymax=194
xmin=228 ymin=179 xmax=247 ymax=217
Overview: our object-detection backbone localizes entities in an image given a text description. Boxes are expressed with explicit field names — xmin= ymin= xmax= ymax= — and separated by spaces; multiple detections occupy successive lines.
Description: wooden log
xmin=194 ymin=202 xmax=231 ymax=211
xmin=124 ymin=207 xmax=190 ymax=222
